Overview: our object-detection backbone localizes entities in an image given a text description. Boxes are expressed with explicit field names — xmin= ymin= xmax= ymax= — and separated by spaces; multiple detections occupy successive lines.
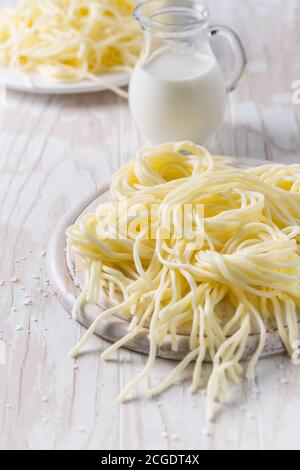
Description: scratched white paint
xmin=0 ymin=0 xmax=300 ymax=450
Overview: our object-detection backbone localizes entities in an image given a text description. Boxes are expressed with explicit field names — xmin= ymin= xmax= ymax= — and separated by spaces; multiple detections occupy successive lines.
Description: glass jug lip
xmin=134 ymin=0 xmax=209 ymax=35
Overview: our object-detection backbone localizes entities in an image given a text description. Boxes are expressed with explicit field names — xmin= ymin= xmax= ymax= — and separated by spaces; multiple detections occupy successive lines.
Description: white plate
xmin=0 ymin=67 xmax=130 ymax=95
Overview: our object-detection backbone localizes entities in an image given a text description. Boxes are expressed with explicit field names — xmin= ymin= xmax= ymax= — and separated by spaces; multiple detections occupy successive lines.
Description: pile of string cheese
xmin=0 ymin=0 xmax=141 ymax=97
xmin=67 ymin=142 xmax=300 ymax=419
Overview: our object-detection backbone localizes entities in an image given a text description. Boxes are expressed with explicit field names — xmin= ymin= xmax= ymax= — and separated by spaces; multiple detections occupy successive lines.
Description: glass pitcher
xmin=129 ymin=0 xmax=247 ymax=145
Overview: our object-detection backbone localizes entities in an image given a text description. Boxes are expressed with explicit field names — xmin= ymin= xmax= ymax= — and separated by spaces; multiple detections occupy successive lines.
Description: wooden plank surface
xmin=0 ymin=0 xmax=299 ymax=450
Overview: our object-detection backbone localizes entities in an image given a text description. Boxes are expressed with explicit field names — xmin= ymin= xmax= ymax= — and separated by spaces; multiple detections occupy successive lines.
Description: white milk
xmin=129 ymin=52 xmax=227 ymax=144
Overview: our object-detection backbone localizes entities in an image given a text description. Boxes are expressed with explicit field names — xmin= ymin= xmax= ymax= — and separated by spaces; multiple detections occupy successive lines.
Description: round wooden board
xmin=47 ymin=159 xmax=300 ymax=361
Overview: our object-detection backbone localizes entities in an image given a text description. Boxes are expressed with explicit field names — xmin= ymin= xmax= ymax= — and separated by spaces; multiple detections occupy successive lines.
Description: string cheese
xmin=66 ymin=142 xmax=300 ymax=419
xmin=0 ymin=0 xmax=141 ymax=97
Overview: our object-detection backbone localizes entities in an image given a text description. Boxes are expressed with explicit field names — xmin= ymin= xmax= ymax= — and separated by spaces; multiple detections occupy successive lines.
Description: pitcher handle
xmin=210 ymin=25 xmax=247 ymax=92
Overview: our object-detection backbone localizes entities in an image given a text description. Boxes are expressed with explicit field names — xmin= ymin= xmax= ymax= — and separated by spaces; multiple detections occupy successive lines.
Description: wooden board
xmin=47 ymin=165 xmax=300 ymax=362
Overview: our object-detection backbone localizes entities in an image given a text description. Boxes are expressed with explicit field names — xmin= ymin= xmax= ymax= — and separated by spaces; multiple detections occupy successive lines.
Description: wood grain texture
xmin=0 ymin=0 xmax=299 ymax=450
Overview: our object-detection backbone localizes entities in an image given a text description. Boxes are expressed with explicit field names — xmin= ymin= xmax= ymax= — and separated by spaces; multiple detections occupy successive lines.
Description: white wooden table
xmin=0 ymin=0 xmax=300 ymax=450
